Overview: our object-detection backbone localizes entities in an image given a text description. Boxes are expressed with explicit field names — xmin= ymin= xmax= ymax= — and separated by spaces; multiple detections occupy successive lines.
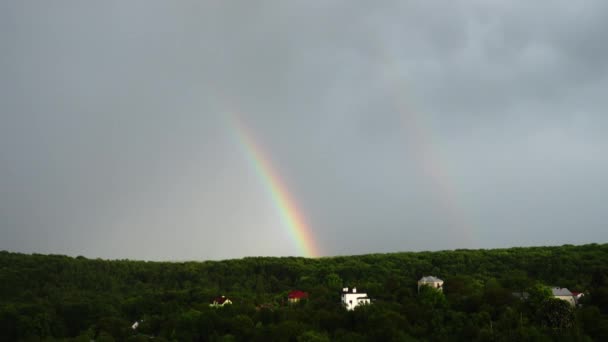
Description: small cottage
xmin=288 ymin=290 xmax=309 ymax=304
xmin=418 ymin=276 xmax=444 ymax=292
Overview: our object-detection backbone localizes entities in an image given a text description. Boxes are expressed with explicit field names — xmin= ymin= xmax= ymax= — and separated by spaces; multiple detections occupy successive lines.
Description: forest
xmin=1 ymin=243 xmax=608 ymax=341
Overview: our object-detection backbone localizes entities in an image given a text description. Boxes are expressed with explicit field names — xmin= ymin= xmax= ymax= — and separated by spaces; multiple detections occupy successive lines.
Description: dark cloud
xmin=1 ymin=1 xmax=607 ymax=260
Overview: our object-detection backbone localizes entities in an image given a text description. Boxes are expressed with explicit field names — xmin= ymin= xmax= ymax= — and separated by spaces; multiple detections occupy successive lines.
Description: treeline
xmin=1 ymin=243 xmax=608 ymax=341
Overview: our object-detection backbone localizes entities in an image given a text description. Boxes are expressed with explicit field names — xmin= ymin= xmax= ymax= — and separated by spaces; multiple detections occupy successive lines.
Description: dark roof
xmin=288 ymin=290 xmax=309 ymax=299
xmin=212 ymin=295 xmax=230 ymax=304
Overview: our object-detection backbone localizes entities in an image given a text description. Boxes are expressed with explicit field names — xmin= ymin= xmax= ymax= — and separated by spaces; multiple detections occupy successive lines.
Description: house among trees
xmin=341 ymin=287 xmax=371 ymax=311
xmin=210 ymin=295 xmax=232 ymax=308
xmin=552 ymin=287 xmax=576 ymax=306
xmin=288 ymin=290 xmax=309 ymax=304
xmin=418 ymin=276 xmax=444 ymax=292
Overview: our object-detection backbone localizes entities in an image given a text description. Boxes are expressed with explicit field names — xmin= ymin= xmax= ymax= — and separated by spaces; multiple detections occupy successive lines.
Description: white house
xmin=341 ymin=287 xmax=370 ymax=311
xmin=418 ymin=276 xmax=444 ymax=292
xmin=551 ymin=287 xmax=576 ymax=306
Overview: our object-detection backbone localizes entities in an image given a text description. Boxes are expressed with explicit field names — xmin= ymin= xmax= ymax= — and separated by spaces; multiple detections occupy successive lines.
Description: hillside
xmin=1 ymin=244 xmax=608 ymax=341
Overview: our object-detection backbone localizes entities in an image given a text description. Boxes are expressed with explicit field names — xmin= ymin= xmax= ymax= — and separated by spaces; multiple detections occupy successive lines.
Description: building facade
xmin=341 ymin=287 xmax=370 ymax=311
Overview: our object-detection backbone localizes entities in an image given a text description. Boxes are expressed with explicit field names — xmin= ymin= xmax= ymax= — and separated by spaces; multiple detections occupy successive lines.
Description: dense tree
xmin=537 ymin=298 xmax=575 ymax=330
xmin=418 ymin=285 xmax=447 ymax=309
xmin=1 ymin=244 xmax=608 ymax=340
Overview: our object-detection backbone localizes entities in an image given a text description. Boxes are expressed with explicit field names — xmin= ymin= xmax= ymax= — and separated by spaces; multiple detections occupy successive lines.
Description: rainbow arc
xmin=230 ymin=114 xmax=320 ymax=258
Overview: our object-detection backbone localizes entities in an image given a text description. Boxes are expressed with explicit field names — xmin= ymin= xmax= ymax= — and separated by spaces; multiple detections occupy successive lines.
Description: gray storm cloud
xmin=1 ymin=1 xmax=607 ymax=260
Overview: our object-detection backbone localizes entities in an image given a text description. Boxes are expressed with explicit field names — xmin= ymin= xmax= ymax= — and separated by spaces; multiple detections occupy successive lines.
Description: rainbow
xmin=229 ymin=114 xmax=320 ymax=258
xmin=378 ymin=47 xmax=476 ymax=247
xmin=394 ymin=95 xmax=475 ymax=246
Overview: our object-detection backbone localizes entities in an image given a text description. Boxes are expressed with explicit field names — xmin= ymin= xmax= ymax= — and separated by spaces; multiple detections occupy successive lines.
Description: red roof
xmin=288 ymin=290 xmax=309 ymax=299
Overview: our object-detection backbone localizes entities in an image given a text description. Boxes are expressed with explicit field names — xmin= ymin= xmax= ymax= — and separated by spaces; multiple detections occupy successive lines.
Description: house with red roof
xmin=288 ymin=290 xmax=309 ymax=304
xmin=210 ymin=295 xmax=232 ymax=308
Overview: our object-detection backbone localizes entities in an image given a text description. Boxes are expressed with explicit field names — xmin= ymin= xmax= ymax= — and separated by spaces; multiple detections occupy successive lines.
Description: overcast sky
xmin=1 ymin=1 xmax=607 ymax=260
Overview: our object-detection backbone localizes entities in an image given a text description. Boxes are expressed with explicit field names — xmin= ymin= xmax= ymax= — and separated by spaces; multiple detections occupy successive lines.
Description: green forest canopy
xmin=1 ymin=243 xmax=608 ymax=341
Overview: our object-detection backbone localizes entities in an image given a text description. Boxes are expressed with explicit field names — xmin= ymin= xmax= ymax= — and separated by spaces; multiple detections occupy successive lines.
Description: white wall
xmin=342 ymin=293 xmax=370 ymax=311
xmin=555 ymin=295 xmax=576 ymax=306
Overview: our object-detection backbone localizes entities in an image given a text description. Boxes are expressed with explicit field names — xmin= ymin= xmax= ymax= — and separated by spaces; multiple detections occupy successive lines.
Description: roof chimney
xmin=343 ymin=287 xmax=348 ymax=292
xmin=352 ymin=287 xmax=357 ymax=293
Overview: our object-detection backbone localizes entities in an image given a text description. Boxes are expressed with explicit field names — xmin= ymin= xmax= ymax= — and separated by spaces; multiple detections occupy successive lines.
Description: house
xmin=551 ymin=287 xmax=576 ymax=306
xmin=341 ymin=287 xmax=371 ymax=311
xmin=210 ymin=295 xmax=232 ymax=308
xmin=418 ymin=276 xmax=444 ymax=292
xmin=288 ymin=290 xmax=309 ymax=304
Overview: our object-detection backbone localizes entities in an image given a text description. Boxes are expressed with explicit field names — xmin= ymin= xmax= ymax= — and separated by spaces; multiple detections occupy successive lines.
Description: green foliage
xmin=1 ymin=243 xmax=608 ymax=340
xmin=297 ymin=330 xmax=330 ymax=342
xmin=537 ymin=298 xmax=575 ymax=330
xmin=529 ymin=283 xmax=552 ymax=306
xmin=325 ymin=273 xmax=342 ymax=291
xmin=418 ymin=285 xmax=447 ymax=308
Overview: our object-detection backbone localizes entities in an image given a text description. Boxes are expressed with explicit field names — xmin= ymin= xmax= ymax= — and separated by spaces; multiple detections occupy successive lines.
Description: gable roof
xmin=419 ymin=276 xmax=443 ymax=283
xmin=551 ymin=287 xmax=573 ymax=296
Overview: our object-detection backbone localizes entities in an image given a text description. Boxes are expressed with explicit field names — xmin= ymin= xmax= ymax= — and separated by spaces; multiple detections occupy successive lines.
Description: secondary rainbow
xmin=229 ymin=114 xmax=320 ymax=258
xmin=377 ymin=43 xmax=476 ymax=246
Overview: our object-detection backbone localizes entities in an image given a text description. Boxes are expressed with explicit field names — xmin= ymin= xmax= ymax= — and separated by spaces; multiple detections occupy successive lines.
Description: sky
xmin=1 ymin=1 xmax=608 ymax=261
